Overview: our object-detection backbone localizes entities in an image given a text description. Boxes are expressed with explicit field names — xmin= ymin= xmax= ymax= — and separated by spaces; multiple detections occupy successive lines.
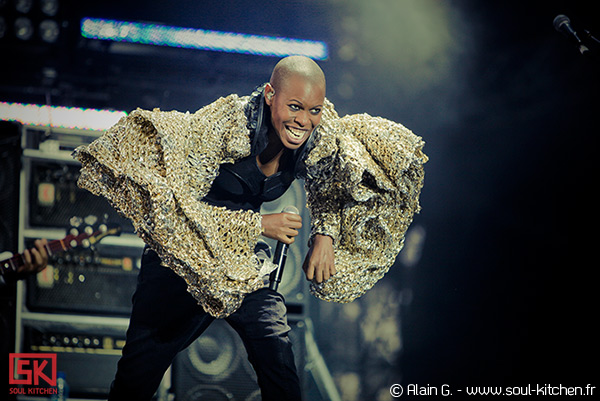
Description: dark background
xmin=2 ymin=0 xmax=598 ymax=398
xmin=401 ymin=1 xmax=599 ymax=391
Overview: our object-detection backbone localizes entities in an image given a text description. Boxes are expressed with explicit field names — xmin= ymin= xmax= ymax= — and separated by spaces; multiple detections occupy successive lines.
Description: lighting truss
xmin=80 ymin=17 xmax=328 ymax=60
xmin=0 ymin=101 xmax=127 ymax=131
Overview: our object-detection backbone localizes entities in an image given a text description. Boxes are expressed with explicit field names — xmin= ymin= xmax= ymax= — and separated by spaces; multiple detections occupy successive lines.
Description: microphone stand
xmin=583 ymin=30 xmax=600 ymax=46
xmin=582 ymin=30 xmax=600 ymax=57
xmin=554 ymin=15 xmax=599 ymax=61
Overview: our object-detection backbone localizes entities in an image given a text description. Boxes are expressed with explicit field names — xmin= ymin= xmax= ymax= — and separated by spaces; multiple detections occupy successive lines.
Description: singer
xmin=74 ymin=56 xmax=427 ymax=400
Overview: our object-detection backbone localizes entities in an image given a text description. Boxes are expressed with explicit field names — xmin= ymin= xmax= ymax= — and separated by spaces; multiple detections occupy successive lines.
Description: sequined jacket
xmin=73 ymin=86 xmax=427 ymax=318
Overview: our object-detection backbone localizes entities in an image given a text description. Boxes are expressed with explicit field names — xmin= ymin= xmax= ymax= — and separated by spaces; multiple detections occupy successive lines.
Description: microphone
xmin=269 ymin=205 xmax=299 ymax=292
xmin=553 ymin=14 xmax=590 ymax=55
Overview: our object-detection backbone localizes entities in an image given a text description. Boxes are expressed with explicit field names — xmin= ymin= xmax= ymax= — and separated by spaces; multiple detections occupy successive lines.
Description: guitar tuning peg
xmin=84 ymin=226 xmax=94 ymax=235
xmin=69 ymin=227 xmax=79 ymax=236
xmin=99 ymin=223 xmax=108 ymax=233
xmin=70 ymin=216 xmax=83 ymax=228
xmin=84 ymin=215 xmax=98 ymax=226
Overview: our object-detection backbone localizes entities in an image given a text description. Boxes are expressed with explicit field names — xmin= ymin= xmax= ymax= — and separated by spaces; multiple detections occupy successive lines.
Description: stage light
xmin=15 ymin=0 xmax=33 ymax=14
xmin=3 ymin=0 xmax=62 ymax=45
xmin=0 ymin=102 xmax=127 ymax=131
xmin=14 ymin=16 xmax=33 ymax=40
xmin=80 ymin=18 xmax=328 ymax=60
xmin=39 ymin=19 xmax=59 ymax=43
xmin=41 ymin=0 xmax=59 ymax=17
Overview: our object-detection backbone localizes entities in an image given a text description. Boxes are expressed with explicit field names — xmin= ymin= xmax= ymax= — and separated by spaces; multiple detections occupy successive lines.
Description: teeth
xmin=286 ymin=127 xmax=306 ymax=139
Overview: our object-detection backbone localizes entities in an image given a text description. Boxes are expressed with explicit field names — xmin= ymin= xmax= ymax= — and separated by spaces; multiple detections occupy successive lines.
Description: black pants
xmin=109 ymin=248 xmax=301 ymax=401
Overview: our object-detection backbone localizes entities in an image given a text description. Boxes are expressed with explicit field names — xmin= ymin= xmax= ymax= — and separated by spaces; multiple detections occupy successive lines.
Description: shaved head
xmin=264 ymin=56 xmax=326 ymax=151
xmin=269 ymin=56 xmax=326 ymax=95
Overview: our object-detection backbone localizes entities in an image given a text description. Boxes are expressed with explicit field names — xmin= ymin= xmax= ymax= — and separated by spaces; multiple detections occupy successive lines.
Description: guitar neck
xmin=1 ymin=235 xmax=86 ymax=275
xmin=1 ymin=225 xmax=121 ymax=276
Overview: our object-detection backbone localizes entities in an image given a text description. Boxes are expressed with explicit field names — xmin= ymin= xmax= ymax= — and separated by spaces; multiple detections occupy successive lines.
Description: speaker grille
xmin=173 ymin=318 xmax=306 ymax=401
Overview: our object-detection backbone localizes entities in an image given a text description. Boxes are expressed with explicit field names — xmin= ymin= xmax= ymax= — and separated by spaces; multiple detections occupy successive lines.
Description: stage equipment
xmin=1 ymin=0 xmax=63 ymax=44
xmin=22 ymin=318 xmax=128 ymax=397
xmin=0 ymin=101 xmax=126 ymax=131
xmin=14 ymin=124 xmax=145 ymax=398
xmin=80 ymin=17 xmax=328 ymax=60
xmin=172 ymin=318 xmax=307 ymax=401
xmin=553 ymin=14 xmax=600 ymax=56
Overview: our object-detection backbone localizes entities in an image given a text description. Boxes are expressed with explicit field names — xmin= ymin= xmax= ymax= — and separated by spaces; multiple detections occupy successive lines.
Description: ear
xmin=264 ymin=83 xmax=275 ymax=106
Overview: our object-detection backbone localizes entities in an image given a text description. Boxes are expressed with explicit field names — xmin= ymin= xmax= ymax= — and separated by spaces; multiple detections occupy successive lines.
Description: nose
xmin=295 ymin=110 xmax=309 ymax=127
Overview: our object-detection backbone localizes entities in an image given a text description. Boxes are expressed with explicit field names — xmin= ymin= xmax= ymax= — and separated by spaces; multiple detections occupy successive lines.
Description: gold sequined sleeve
xmin=73 ymin=95 xmax=275 ymax=318
xmin=303 ymin=100 xmax=342 ymax=243
xmin=306 ymin=113 xmax=427 ymax=303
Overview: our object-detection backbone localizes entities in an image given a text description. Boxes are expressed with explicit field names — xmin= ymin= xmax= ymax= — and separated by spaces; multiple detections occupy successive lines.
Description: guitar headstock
xmin=1 ymin=215 xmax=122 ymax=276
xmin=63 ymin=215 xmax=122 ymax=251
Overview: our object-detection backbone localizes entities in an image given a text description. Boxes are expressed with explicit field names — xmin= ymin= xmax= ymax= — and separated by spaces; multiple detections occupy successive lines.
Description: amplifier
xmin=22 ymin=320 xmax=127 ymax=398
xmin=25 ymin=240 xmax=141 ymax=316
xmin=26 ymin=158 xmax=135 ymax=233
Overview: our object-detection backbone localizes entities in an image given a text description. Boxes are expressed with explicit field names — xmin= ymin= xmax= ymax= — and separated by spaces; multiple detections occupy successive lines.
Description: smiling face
xmin=264 ymin=74 xmax=325 ymax=150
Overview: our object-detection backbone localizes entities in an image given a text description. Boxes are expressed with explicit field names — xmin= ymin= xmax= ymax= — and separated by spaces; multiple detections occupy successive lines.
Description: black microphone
xmin=269 ymin=205 xmax=299 ymax=291
xmin=553 ymin=14 xmax=590 ymax=55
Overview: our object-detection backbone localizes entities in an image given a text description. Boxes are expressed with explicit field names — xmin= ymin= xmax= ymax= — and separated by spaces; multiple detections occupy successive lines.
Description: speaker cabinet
xmin=172 ymin=318 xmax=307 ymax=401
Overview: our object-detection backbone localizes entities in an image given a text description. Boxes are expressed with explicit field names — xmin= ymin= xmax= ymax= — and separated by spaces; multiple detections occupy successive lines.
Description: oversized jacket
xmin=73 ymin=86 xmax=427 ymax=318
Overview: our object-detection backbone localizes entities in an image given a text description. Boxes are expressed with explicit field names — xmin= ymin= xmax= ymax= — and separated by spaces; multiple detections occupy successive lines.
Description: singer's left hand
xmin=303 ymin=234 xmax=335 ymax=283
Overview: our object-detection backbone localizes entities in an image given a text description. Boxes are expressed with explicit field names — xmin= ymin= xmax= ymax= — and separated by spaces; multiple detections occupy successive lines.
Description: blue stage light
xmin=81 ymin=18 xmax=328 ymax=60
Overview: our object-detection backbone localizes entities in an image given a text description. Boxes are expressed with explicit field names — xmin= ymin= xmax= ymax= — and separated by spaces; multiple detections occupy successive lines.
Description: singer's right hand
xmin=261 ymin=213 xmax=302 ymax=244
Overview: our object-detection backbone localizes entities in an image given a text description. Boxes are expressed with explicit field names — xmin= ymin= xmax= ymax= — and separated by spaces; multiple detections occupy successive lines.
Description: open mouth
xmin=285 ymin=126 xmax=308 ymax=141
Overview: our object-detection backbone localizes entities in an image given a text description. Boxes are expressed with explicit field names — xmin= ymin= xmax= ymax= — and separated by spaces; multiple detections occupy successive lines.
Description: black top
xmin=202 ymin=85 xmax=309 ymax=213
xmin=202 ymin=154 xmax=295 ymax=212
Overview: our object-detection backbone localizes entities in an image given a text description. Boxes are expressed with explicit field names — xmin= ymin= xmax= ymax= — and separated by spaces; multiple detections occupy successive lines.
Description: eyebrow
xmin=289 ymin=98 xmax=323 ymax=108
